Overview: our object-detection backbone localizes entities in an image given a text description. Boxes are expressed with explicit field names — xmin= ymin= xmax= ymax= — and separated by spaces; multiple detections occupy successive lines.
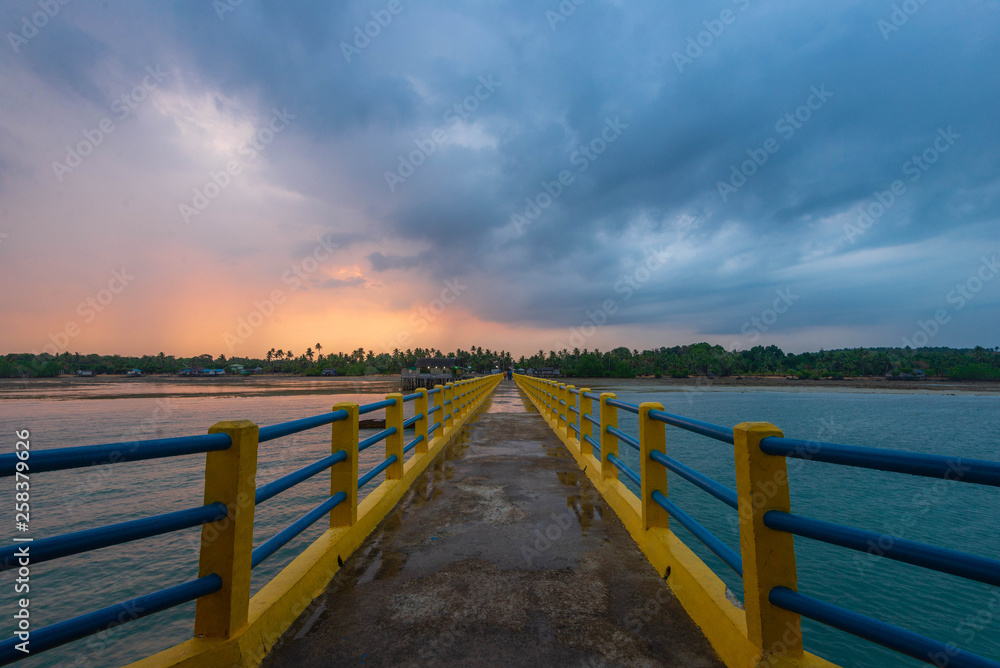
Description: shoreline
xmin=2 ymin=374 xmax=999 ymax=400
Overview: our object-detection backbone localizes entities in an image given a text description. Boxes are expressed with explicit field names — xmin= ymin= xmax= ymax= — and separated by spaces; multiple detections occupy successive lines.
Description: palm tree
xmin=315 ymin=342 xmax=322 ymax=358
xmin=306 ymin=347 xmax=314 ymax=362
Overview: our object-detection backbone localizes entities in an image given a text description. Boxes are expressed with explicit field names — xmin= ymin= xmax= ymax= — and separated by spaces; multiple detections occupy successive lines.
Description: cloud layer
xmin=1 ymin=0 xmax=998 ymax=356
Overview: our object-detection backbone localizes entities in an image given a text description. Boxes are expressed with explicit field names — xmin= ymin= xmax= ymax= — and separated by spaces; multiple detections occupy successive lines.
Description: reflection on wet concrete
xmin=262 ymin=383 xmax=724 ymax=668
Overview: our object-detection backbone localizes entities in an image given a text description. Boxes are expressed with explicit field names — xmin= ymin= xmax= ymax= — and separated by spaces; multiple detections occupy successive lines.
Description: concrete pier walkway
xmin=261 ymin=383 xmax=724 ymax=667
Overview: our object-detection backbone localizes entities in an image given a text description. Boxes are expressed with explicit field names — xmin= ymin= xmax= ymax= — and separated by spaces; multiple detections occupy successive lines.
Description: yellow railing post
xmin=330 ymin=402 xmax=359 ymax=527
xmin=579 ymin=388 xmax=593 ymax=457
xmin=639 ymin=402 xmax=669 ymax=530
xmin=564 ymin=385 xmax=576 ymax=440
xmin=194 ymin=420 xmax=258 ymax=639
xmin=385 ymin=393 xmax=404 ymax=480
xmin=557 ymin=384 xmax=567 ymax=435
xmin=552 ymin=382 xmax=560 ymax=423
xmin=599 ymin=392 xmax=618 ymax=481
xmin=432 ymin=384 xmax=445 ymax=438
xmin=444 ymin=383 xmax=455 ymax=432
xmin=414 ymin=388 xmax=429 ymax=454
xmin=733 ymin=422 xmax=802 ymax=661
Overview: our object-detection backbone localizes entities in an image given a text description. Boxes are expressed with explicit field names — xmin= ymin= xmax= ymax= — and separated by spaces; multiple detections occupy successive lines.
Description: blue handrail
xmin=359 ymin=427 xmax=396 ymax=452
xmin=259 ymin=409 xmax=348 ymax=442
xmin=606 ymin=398 xmax=639 ymax=414
xmin=652 ymin=490 xmax=743 ymax=577
xmin=429 ymin=422 xmax=441 ymax=434
xmin=256 ymin=451 xmax=347 ymax=505
xmin=650 ymin=450 xmax=738 ymax=509
xmin=0 ymin=502 xmax=227 ymax=571
xmin=760 ymin=437 xmax=1000 ymax=487
xmin=583 ymin=413 xmax=600 ymax=427
xmin=764 ymin=510 xmax=1000 ymax=587
xmin=0 ymin=432 xmax=232 ymax=477
xmin=607 ymin=453 xmax=641 ymax=486
xmin=0 ymin=574 xmax=222 ymax=666
xmin=404 ymin=435 xmax=423 ymax=454
xmin=584 ymin=434 xmax=600 ymax=457
xmin=648 ymin=409 xmax=734 ymax=445
xmin=359 ymin=399 xmax=396 ymax=415
xmin=606 ymin=425 xmax=639 ymax=451
xmin=403 ymin=413 xmax=422 ymax=428
xmin=428 ymin=405 xmax=442 ymax=415
xmin=251 ymin=492 xmax=347 ymax=569
xmin=769 ymin=587 xmax=999 ymax=668
xmin=428 ymin=387 xmax=442 ymax=395
xmin=402 ymin=392 xmax=421 ymax=402
xmin=358 ymin=455 xmax=398 ymax=489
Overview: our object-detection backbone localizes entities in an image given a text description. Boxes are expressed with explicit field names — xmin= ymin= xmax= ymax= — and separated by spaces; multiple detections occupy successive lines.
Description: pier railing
xmin=0 ymin=374 xmax=501 ymax=666
xmin=514 ymin=374 xmax=1000 ymax=668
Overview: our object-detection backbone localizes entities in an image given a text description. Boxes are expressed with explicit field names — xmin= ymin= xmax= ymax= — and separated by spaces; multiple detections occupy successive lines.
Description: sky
xmin=1 ymin=0 xmax=998 ymax=358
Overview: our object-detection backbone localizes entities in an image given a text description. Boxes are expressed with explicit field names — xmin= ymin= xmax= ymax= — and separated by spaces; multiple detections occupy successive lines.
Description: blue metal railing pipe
xmin=606 ymin=426 xmax=639 ymax=451
xmin=403 ymin=413 xmax=422 ymax=428
xmin=428 ymin=422 xmax=441 ymax=434
xmin=607 ymin=453 xmax=641 ymax=486
xmin=650 ymin=450 xmax=738 ymax=509
xmin=404 ymin=435 xmax=423 ymax=454
xmin=584 ymin=435 xmax=601 ymax=457
xmin=648 ymin=409 xmax=734 ymax=445
xmin=255 ymin=451 xmax=347 ymax=505
xmin=251 ymin=492 xmax=347 ymax=569
xmin=358 ymin=399 xmax=397 ymax=415
xmin=606 ymin=398 xmax=639 ymax=414
xmin=764 ymin=510 xmax=1000 ymax=587
xmin=358 ymin=455 xmax=398 ymax=489
xmin=427 ymin=405 xmax=442 ymax=415
xmin=359 ymin=427 xmax=396 ymax=452
xmin=769 ymin=587 xmax=999 ymax=668
xmin=652 ymin=491 xmax=743 ymax=576
xmin=402 ymin=392 xmax=421 ymax=402
xmin=0 ymin=503 xmax=227 ymax=571
xmin=0 ymin=433 xmax=232 ymax=477
xmin=259 ymin=409 xmax=348 ymax=442
xmin=760 ymin=437 xmax=1000 ymax=487
xmin=0 ymin=574 xmax=222 ymax=666
xmin=583 ymin=413 xmax=601 ymax=427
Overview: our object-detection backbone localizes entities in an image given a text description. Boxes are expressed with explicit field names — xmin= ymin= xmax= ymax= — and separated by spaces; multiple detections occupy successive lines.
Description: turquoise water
xmin=0 ymin=383 xmax=997 ymax=667
xmin=602 ymin=387 xmax=1000 ymax=667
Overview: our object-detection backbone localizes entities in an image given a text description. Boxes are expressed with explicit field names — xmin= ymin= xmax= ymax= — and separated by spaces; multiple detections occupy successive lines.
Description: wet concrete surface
xmin=261 ymin=383 xmax=725 ymax=668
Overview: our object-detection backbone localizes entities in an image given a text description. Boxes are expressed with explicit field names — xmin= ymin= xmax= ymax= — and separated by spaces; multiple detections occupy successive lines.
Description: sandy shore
xmin=2 ymin=374 xmax=998 ymax=400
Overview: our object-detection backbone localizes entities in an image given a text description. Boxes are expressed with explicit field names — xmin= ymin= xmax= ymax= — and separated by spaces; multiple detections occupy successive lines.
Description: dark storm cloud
xmin=4 ymin=0 xmax=999 ymax=349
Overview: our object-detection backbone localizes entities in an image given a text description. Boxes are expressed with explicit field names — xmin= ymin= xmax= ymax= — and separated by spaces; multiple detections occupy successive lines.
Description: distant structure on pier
xmin=401 ymin=357 xmax=466 ymax=390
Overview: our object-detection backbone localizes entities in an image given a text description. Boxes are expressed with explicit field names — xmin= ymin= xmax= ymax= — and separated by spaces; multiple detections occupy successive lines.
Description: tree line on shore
xmin=2 ymin=343 xmax=998 ymax=381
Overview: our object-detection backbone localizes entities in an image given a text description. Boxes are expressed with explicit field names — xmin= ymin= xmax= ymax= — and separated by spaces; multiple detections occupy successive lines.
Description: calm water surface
xmin=602 ymin=386 xmax=1000 ymax=668
xmin=0 ymin=380 xmax=997 ymax=667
